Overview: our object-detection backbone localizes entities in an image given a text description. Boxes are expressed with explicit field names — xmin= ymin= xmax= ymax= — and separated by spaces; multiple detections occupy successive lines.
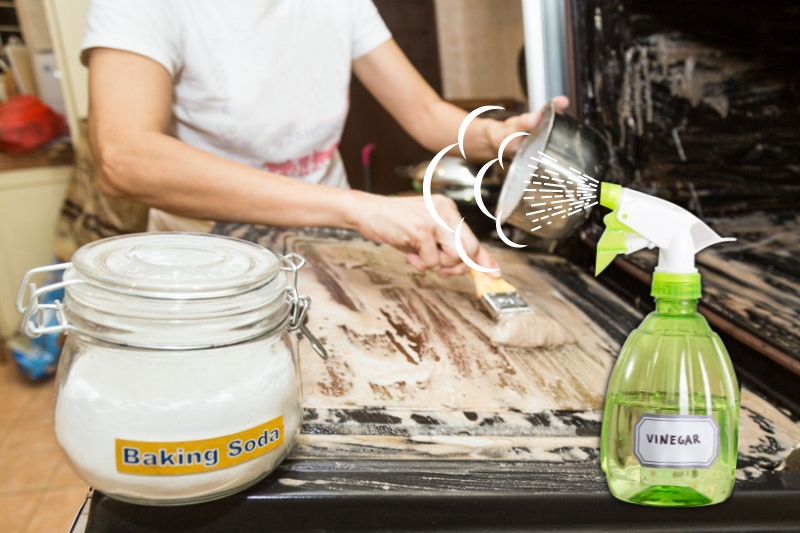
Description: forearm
xmin=91 ymin=127 xmax=498 ymax=274
xmin=92 ymin=129 xmax=362 ymax=230
xmin=406 ymin=98 xmax=497 ymax=161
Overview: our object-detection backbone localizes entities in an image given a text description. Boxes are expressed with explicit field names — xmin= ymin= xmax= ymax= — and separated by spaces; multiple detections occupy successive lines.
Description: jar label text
xmin=116 ymin=416 xmax=284 ymax=475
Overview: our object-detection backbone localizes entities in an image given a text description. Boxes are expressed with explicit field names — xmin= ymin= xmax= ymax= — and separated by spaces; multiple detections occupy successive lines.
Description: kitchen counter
xmin=73 ymin=225 xmax=800 ymax=532
xmin=0 ymin=142 xmax=74 ymax=172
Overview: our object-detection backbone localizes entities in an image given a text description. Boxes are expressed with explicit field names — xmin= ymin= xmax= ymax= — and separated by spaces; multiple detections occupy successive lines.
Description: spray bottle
xmin=595 ymin=183 xmax=740 ymax=507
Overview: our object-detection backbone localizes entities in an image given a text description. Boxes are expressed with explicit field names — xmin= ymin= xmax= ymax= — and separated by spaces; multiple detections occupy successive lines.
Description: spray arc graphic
xmin=423 ymin=107 xmax=599 ymax=272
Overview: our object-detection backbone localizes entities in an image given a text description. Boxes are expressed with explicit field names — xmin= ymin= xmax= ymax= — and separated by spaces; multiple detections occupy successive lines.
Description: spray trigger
xmin=594 ymin=183 xmax=735 ymax=277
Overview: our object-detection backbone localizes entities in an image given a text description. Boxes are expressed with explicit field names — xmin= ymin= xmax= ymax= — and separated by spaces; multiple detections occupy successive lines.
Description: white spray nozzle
xmin=596 ymin=184 xmax=735 ymax=276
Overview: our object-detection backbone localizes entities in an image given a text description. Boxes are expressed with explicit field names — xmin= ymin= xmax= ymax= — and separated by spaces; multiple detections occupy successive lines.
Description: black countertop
xmin=80 ymin=460 xmax=800 ymax=532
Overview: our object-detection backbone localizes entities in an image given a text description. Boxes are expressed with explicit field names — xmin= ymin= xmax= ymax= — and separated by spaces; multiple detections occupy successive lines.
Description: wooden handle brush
xmin=470 ymin=270 xmax=574 ymax=348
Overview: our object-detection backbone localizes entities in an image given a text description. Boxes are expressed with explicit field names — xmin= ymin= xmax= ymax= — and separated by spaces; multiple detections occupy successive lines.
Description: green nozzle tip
xmin=600 ymin=183 xmax=622 ymax=210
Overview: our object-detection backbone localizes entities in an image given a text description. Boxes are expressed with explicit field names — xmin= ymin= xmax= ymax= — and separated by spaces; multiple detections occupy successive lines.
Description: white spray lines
xmin=524 ymin=151 xmax=598 ymax=233
xmin=423 ymin=109 xmax=600 ymax=271
xmin=424 ymin=107 xmax=511 ymax=273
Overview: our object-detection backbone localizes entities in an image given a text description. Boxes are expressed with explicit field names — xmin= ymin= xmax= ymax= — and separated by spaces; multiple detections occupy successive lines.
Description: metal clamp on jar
xmin=17 ymin=232 xmax=326 ymax=505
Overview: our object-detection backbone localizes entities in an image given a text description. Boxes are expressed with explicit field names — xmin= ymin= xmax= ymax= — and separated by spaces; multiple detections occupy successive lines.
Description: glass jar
xmin=17 ymin=233 xmax=326 ymax=505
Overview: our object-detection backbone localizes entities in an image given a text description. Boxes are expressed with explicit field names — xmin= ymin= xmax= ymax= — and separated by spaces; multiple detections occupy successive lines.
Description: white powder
xmin=55 ymin=332 xmax=301 ymax=504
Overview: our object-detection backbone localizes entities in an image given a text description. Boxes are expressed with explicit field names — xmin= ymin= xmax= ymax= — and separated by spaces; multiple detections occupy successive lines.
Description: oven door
xmin=73 ymin=223 xmax=800 ymax=532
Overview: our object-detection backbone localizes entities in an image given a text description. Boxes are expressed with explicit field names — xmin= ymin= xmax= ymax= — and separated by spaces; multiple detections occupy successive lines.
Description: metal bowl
xmin=495 ymin=103 xmax=609 ymax=242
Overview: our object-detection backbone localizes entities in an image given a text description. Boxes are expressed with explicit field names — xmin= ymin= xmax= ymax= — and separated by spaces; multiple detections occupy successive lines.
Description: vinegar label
xmin=633 ymin=414 xmax=719 ymax=469
xmin=116 ymin=416 xmax=284 ymax=475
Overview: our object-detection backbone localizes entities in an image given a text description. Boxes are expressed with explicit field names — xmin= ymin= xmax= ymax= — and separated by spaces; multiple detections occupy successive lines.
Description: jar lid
xmin=70 ymin=233 xmax=280 ymax=299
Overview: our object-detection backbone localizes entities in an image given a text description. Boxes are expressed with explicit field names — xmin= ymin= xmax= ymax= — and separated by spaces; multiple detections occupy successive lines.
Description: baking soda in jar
xmin=55 ymin=332 xmax=301 ymax=503
xmin=18 ymin=233 xmax=323 ymax=504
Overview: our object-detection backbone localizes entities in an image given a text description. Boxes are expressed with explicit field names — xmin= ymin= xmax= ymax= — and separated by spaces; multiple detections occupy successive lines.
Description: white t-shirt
xmin=81 ymin=0 xmax=391 ymax=231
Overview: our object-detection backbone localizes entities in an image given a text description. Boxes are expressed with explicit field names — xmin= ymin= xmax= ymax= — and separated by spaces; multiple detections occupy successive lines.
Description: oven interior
xmin=565 ymin=0 xmax=800 ymax=413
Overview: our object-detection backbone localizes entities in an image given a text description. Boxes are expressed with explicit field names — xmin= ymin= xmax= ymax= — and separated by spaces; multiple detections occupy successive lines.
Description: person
xmin=82 ymin=0 xmax=568 ymax=277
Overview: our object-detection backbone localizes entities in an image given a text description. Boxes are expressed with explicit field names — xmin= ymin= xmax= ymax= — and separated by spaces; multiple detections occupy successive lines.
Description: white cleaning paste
xmin=55 ymin=332 xmax=301 ymax=504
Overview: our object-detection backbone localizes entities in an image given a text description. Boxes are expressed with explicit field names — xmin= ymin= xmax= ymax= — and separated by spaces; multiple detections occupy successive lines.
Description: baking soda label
xmin=116 ymin=416 xmax=284 ymax=475
xmin=633 ymin=414 xmax=719 ymax=469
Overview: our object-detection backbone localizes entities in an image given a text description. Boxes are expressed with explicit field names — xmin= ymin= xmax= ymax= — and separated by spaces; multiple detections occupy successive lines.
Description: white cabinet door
xmin=0 ymin=166 xmax=71 ymax=336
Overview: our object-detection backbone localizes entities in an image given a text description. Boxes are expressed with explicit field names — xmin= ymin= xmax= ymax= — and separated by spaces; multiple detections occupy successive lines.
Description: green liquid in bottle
xmin=601 ymin=296 xmax=740 ymax=507
xmin=603 ymin=392 xmax=738 ymax=506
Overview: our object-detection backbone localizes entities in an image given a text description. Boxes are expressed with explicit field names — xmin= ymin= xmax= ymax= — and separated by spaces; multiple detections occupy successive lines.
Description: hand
xmin=484 ymin=96 xmax=570 ymax=159
xmin=351 ymin=192 xmax=499 ymax=277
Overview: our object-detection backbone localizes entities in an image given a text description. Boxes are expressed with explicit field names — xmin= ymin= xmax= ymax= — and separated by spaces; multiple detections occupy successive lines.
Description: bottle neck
xmin=655 ymin=298 xmax=698 ymax=316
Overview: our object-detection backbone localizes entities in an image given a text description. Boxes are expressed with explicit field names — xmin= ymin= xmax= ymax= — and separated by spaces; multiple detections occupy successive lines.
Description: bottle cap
xmin=651 ymin=271 xmax=702 ymax=299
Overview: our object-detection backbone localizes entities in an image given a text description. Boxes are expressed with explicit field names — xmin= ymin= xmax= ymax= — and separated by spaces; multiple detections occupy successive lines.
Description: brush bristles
xmin=490 ymin=313 xmax=575 ymax=348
